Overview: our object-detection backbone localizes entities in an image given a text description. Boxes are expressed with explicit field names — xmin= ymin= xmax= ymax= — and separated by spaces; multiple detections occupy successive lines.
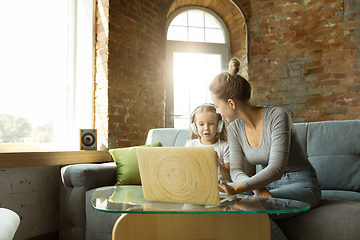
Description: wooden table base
xmin=113 ymin=213 xmax=270 ymax=240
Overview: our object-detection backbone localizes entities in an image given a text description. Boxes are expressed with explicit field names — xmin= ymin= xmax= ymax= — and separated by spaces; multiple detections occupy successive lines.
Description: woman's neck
xmin=235 ymin=102 xmax=263 ymax=129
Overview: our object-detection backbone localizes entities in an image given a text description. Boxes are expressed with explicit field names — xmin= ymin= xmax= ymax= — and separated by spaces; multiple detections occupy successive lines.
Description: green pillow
xmin=109 ymin=142 xmax=162 ymax=186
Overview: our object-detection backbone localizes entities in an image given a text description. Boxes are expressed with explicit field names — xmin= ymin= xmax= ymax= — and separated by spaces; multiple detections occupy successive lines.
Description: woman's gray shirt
xmin=227 ymin=106 xmax=312 ymax=192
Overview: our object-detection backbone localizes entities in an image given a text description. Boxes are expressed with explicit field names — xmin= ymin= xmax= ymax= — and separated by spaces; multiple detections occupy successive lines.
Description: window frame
xmin=165 ymin=7 xmax=230 ymax=128
xmin=167 ymin=7 xmax=230 ymax=44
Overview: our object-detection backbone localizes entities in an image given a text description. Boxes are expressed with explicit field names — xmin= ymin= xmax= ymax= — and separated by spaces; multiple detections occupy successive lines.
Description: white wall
xmin=0 ymin=166 xmax=60 ymax=239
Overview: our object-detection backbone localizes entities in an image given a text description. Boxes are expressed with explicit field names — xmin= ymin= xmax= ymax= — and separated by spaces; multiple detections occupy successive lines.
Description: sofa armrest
xmin=59 ymin=162 xmax=117 ymax=240
xmin=61 ymin=162 xmax=117 ymax=189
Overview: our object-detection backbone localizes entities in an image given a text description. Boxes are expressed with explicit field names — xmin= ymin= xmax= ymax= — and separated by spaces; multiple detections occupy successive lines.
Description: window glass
xmin=170 ymin=12 xmax=187 ymax=26
xmin=189 ymin=27 xmax=204 ymax=42
xmin=167 ymin=10 xmax=225 ymax=44
xmin=205 ymin=14 xmax=220 ymax=28
xmin=166 ymin=8 xmax=229 ymax=129
xmin=173 ymin=53 xmax=222 ymax=129
xmin=206 ymin=54 xmax=222 ymax=75
xmin=0 ymin=0 xmax=67 ymax=147
xmin=205 ymin=29 xmax=225 ymax=43
xmin=173 ymin=74 xmax=190 ymax=120
xmin=188 ymin=10 xmax=204 ymax=27
xmin=0 ymin=0 xmax=94 ymax=152
xmin=167 ymin=26 xmax=188 ymax=41
xmin=173 ymin=53 xmax=189 ymax=74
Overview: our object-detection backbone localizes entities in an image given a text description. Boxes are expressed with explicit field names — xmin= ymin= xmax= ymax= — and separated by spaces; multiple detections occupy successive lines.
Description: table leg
xmin=113 ymin=213 xmax=270 ymax=240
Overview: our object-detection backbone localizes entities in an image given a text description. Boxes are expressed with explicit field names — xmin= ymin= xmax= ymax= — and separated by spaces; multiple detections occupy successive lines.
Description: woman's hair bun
xmin=229 ymin=57 xmax=241 ymax=76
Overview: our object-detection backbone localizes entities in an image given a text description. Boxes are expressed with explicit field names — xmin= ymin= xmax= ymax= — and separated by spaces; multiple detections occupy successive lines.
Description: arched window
xmin=166 ymin=7 xmax=230 ymax=128
xmin=167 ymin=10 xmax=225 ymax=43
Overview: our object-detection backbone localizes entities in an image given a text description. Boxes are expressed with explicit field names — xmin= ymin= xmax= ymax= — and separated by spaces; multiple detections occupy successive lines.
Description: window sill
xmin=0 ymin=150 xmax=112 ymax=168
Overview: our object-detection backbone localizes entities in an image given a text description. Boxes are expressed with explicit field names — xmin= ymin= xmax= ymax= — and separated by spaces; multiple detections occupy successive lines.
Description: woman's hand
xmin=218 ymin=180 xmax=237 ymax=195
xmin=253 ymin=188 xmax=273 ymax=198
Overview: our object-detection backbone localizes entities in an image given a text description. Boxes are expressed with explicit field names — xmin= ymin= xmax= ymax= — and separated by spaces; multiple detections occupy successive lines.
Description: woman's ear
xmin=228 ymin=99 xmax=236 ymax=109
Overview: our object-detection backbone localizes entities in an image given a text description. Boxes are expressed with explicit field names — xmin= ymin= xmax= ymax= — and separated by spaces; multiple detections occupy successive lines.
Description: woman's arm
xmin=217 ymin=123 xmax=250 ymax=195
xmin=226 ymin=108 xmax=291 ymax=193
xmin=244 ymin=108 xmax=291 ymax=190
xmin=227 ymin=122 xmax=252 ymax=183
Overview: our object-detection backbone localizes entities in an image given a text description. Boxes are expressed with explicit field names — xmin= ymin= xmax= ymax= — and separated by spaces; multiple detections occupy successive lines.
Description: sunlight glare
xmin=205 ymin=29 xmax=225 ymax=43
xmin=0 ymin=0 xmax=68 ymax=144
xmin=173 ymin=53 xmax=221 ymax=128
xmin=205 ymin=14 xmax=220 ymax=28
xmin=170 ymin=12 xmax=187 ymax=26
xmin=188 ymin=11 xmax=204 ymax=27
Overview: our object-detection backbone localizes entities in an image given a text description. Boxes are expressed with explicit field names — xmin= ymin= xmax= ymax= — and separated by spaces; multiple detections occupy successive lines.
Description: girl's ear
xmin=228 ymin=99 xmax=236 ymax=109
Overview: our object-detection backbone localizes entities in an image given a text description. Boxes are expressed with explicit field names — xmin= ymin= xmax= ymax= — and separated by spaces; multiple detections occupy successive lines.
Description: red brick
xmin=283 ymin=31 xmax=296 ymax=38
xmin=283 ymin=4 xmax=304 ymax=12
xmin=326 ymin=64 xmax=351 ymax=73
xmin=323 ymin=50 xmax=352 ymax=59
xmin=332 ymin=73 xmax=347 ymax=79
xmin=350 ymin=107 xmax=360 ymax=114
xmin=304 ymin=68 xmax=323 ymax=75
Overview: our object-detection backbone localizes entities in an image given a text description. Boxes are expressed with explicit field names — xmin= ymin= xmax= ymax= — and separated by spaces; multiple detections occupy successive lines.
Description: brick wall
xmin=96 ymin=0 xmax=359 ymax=148
xmin=248 ymin=0 xmax=360 ymax=122
xmin=95 ymin=0 xmax=169 ymax=149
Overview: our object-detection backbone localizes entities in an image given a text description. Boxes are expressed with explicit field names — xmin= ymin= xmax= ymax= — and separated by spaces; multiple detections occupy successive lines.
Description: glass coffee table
xmin=92 ymin=186 xmax=310 ymax=240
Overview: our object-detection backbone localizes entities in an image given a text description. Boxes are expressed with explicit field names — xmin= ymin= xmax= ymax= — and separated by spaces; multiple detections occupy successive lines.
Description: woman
xmin=209 ymin=58 xmax=321 ymax=209
xmin=209 ymin=58 xmax=321 ymax=239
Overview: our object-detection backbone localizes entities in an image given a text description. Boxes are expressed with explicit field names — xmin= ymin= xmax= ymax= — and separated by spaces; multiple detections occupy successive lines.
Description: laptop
xmin=136 ymin=147 xmax=221 ymax=206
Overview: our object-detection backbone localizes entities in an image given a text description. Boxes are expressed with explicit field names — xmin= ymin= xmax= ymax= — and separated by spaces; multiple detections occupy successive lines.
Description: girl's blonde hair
xmin=188 ymin=103 xmax=227 ymax=141
xmin=209 ymin=58 xmax=251 ymax=102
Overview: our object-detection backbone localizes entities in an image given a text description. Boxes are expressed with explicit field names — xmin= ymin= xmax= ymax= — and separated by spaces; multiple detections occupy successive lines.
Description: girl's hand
xmin=218 ymin=180 xmax=237 ymax=195
xmin=215 ymin=151 xmax=232 ymax=182
xmin=214 ymin=151 xmax=220 ymax=167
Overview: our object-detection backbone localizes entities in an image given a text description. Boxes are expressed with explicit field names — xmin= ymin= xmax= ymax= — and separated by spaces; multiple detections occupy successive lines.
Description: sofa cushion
xmin=145 ymin=128 xmax=189 ymax=146
xmin=276 ymin=200 xmax=360 ymax=240
xmin=321 ymin=190 xmax=360 ymax=202
xmin=293 ymin=123 xmax=308 ymax=155
xmin=306 ymin=120 xmax=360 ymax=156
xmin=301 ymin=120 xmax=360 ymax=192
xmin=309 ymin=155 xmax=360 ymax=191
xmin=109 ymin=142 xmax=161 ymax=186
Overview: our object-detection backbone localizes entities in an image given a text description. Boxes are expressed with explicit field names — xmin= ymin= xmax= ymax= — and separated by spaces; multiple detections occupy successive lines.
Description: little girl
xmin=185 ymin=103 xmax=231 ymax=182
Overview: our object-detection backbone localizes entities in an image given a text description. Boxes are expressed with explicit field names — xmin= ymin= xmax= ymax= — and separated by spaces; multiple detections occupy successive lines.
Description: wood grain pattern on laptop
xmin=137 ymin=147 xmax=220 ymax=206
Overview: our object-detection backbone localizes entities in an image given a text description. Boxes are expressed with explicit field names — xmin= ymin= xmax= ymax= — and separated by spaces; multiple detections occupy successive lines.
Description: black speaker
xmin=80 ymin=129 xmax=97 ymax=150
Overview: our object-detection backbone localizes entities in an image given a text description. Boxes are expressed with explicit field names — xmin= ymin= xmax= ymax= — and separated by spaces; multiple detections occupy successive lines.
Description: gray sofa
xmin=59 ymin=120 xmax=360 ymax=240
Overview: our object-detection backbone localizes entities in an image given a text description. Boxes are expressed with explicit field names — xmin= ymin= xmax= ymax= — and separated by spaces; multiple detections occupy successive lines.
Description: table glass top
xmin=92 ymin=186 xmax=310 ymax=215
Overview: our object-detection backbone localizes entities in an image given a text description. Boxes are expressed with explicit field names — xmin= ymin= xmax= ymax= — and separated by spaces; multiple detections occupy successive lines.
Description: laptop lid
xmin=136 ymin=147 xmax=220 ymax=206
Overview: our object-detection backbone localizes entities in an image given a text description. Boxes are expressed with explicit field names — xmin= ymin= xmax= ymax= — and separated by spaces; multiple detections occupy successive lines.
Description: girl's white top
xmin=185 ymin=138 xmax=230 ymax=165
